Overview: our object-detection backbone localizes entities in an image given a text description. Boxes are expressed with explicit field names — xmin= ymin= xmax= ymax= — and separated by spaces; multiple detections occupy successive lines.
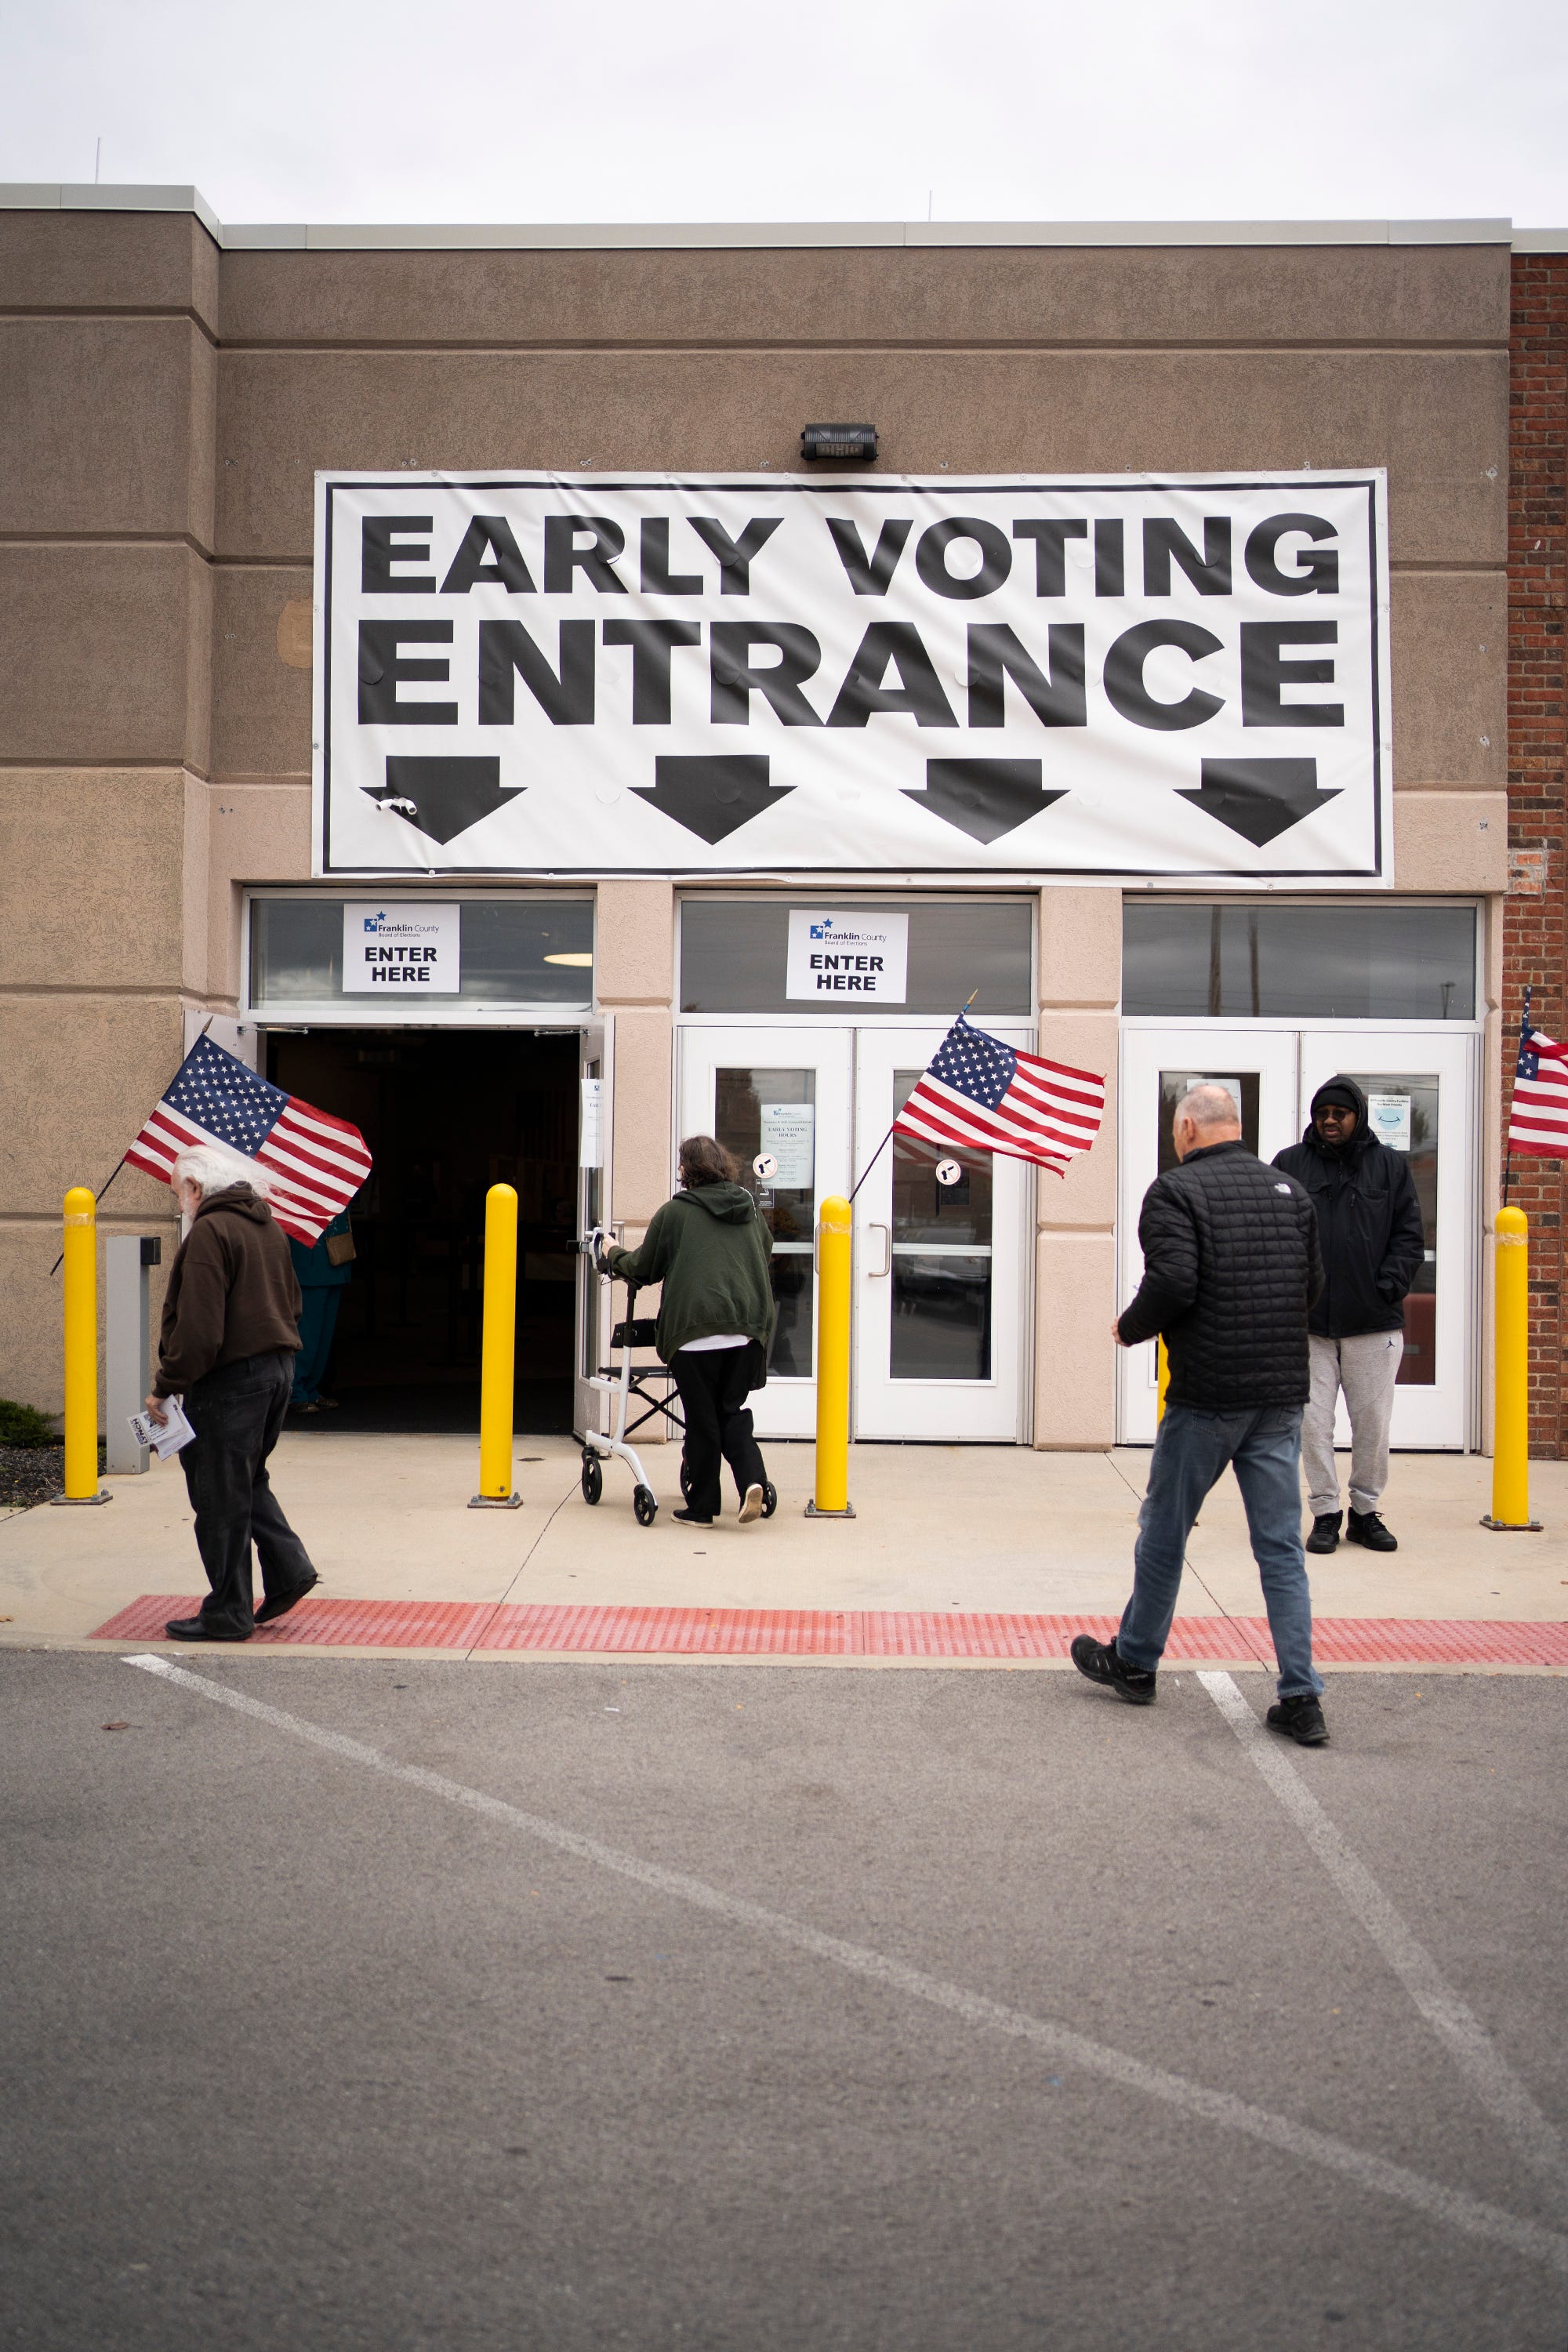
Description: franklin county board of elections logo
xmin=363 ymin=910 xmax=441 ymax=938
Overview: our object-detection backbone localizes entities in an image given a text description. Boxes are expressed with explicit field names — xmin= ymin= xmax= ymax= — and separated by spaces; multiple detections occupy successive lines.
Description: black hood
xmin=677 ymin=1181 xmax=757 ymax=1225
xmin=1302 ymin=1074 xmax=1370 ymax=1156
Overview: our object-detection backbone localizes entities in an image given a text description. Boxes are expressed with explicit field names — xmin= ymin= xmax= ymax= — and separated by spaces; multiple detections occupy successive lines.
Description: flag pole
xmin=846 ymin=995 xmax=980 ymax=1207
xmin=48 ymin=1020 xmax=216 ymax=1277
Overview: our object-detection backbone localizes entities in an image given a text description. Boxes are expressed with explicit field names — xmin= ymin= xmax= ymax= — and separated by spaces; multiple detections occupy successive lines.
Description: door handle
xmin=868 ymin=1223 xmax=891 ymax=1277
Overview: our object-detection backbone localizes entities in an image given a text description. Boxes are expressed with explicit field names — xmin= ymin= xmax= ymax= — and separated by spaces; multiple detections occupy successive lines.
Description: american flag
xmin=125 ymin=1036 xmax=372 ymax=1243
xmin=894 ymin=1011 xmax=1105 ymax=1175
xmin=1508 ymin=1000 xmax=1568 ymax=1160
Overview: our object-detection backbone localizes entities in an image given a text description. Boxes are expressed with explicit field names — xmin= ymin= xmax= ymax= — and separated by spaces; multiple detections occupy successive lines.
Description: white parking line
xmin=1200 ymin=1671 xmax=1567 ymax=2195
xmin=125 ymin=1653 xmax=1568 ymax=2278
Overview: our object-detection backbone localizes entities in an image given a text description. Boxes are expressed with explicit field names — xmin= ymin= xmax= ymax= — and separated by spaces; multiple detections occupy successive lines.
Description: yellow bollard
xmin=1156 ymin=1335 xmax=1169 ymax=1423
xmin=807 ymin=1194 xmax=855 ymax=1519
xmin=470 ymin=1182 xmax=523 ymax=1510
xmin=1483 ymin=1204 xmax=1540 ymax=1531
xmin=54 ymin=1186 xmax=110 ymax=1506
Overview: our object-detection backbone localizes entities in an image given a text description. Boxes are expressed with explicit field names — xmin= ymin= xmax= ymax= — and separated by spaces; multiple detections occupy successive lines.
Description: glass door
xmin=1298 ymin=1031 xmax=1475 ymax=1449
xmin=1117 ymin=1029 xmax=1301 ymax=1443
xmin=852 ymin=1025 xmax=1032 ymax=1441
xmin=677 ymin=1027 xmax=854 ymax=1439
xmin=574 ymin=1018 xmax=613 ymax=1438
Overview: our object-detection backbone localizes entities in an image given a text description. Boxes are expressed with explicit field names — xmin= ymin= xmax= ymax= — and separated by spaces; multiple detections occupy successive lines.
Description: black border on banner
xmin=318 ymin=476 xmax=1386 ymax=883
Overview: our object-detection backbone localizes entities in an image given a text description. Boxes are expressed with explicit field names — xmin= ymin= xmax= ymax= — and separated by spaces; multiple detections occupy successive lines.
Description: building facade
xmin=2 ymin=188 xmax=1546 ymax=1452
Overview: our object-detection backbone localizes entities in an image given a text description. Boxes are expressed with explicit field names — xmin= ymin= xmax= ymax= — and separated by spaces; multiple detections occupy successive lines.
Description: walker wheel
xmin=679 ymin=1456 xmax=694 ymax=1502
xmin=633 ymin=1483 xmax=658 ymax=1527
xmin=580 ymin=1452 xmax=603 ymax=1506
xmin=761 ymin=1480 xmax=778 ymax=1519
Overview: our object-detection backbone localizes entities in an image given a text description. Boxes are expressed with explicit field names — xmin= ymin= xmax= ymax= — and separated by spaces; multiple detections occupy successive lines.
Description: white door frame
xmin=1117 ymin=1028 xmax=1301 ymax=1446
xmin=677 ymin=1018 xmax=1036 ymax=1442
xmin=851 ymin=1022 xmax=1033 ymax=1443
xmin=1118 ymin=1018 xmax=1482 ymax=1450
xmin=677 ymin=1024 xmax=855 ymax=1439
xmin=574 ymin=1017 xmax=614 ymax=1439
xmin=1297 ymin=1029 xmax=1478 ymax=1451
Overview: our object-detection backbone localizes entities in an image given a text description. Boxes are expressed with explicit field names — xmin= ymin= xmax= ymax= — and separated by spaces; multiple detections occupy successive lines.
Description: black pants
xmin=671 ymin=1346 xmax=767 ymax=1519
xmin=180 ymin=1350 xmax=315 ymax=1635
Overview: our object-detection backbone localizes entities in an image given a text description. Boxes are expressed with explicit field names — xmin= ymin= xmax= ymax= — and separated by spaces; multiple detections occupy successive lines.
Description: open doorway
xmin=264 ymin=1029 xmax=579 ymax=1432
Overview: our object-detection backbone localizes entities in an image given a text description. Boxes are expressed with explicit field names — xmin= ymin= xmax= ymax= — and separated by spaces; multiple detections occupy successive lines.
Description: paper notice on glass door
xmin=759 ymin=1103 xmax=815 ymax=1189
xmin=579 ymin=1077 xmax=603 ymax=1168
xmin=1366 ymin=1092 xmax=1412 ymax=1151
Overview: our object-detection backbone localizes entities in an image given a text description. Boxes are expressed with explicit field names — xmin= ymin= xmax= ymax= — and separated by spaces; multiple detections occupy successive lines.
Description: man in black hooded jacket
xmin=1272 ymin=1076 xmax=1425 ymax=1555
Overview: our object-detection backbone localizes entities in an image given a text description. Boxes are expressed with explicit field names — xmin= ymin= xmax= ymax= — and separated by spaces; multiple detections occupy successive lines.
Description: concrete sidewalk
xmin=2 ymin=1432 xmax=1565 ymax=1663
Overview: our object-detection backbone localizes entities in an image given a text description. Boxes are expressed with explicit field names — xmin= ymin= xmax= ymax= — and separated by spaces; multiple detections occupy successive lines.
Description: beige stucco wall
xmin=0 ymin=209 xmax=1509 ymax=1429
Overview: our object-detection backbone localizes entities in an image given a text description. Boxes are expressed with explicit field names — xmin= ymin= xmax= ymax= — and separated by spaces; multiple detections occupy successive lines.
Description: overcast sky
xmin=3 ymin=0 xmax=1566 ymax=229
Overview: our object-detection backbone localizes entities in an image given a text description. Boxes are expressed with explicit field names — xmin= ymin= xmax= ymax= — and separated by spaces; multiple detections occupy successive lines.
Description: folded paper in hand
xmin=129 ymin=1396 xmax=196 ymax=1461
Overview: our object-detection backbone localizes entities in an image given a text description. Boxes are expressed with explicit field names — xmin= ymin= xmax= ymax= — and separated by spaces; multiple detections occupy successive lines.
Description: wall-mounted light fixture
xmin=800 ymin=423 xmax=878 ymax=463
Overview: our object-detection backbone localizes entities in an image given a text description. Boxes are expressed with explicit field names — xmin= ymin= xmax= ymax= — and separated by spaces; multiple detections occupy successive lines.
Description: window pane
xmin=1345 ymin=1072 xmax=1440 ymax=1388
xmin=681 ymin=898 xmax=1032 ymax=1016
xmin=251 ymin=897 xmax=343 ymax=1002
xmin=892 ymin=1073 xmax=993 ymax=1246
xmin=1123 ymin=904 xmax=1475 ymax=1021
xmin=890 ymin=1068 xmax=993 ymax=1377
xmin=713 ymin=1066 xmax=815 ymax=1377
xmin=1158 ymin=1070 xmax=1258 ymax=1174
xmin=890 ymin=1257 xmax=993 ymax=1380
xmin=249 ymin=898 xmax=593 ymax=1008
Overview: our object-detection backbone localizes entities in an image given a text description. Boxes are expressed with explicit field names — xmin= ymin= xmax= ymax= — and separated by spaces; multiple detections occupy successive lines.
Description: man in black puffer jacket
xmin=1072 ymin=1083 xmax=1328 ymax=1744
xmin=1272 ymin=1076 xmax=1425 ymax=1558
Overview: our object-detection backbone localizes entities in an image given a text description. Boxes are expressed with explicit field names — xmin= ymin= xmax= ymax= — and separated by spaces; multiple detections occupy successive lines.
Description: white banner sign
xmin=786 ymin=909 xmax=909 ymax=1001
xmin=314 ymin=471 xmax=1391 ymax=882
xmin=343 ymin=901 xmax=460 ymax=991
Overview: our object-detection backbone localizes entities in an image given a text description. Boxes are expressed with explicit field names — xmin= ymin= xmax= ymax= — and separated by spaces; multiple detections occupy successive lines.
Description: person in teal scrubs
xmin=289 ymin=1210 xmax=353 ymax=1413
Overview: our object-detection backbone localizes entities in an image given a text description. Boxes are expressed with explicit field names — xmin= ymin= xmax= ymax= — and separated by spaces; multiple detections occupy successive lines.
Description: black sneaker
xmin=1070 ymin=1634 xmax=1157 ymax=1706
xmin=1305 ymin=1512 xmax=1341 ymax=1555
xmin=1346 ymin=1510 xmax=1397 ymax=1552
xmin=1267 ymin=1693 xmax=1329 ymax=1745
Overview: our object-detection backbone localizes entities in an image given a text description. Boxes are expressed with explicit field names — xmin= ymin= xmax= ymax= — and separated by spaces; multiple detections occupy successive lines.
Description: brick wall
xmin=1507 ymin=254 xmax=1568 ymax=1454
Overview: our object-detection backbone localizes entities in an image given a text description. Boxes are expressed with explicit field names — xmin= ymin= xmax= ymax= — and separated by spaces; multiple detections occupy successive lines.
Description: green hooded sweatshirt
xmin=605 ymin=1182 xmax=776 ymax=1363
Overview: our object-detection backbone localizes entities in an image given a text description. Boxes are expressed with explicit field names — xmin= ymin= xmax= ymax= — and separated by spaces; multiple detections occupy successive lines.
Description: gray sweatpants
xmin=1302 ymin=1330 xmax=1404 ymax=1517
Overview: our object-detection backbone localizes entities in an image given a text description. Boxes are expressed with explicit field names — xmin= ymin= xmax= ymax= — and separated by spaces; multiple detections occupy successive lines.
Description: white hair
xmin=1174 ymin=1083 xmax=1243 ymax=1134
xmin=172 ymin=1145 xmax=269 ymax=1201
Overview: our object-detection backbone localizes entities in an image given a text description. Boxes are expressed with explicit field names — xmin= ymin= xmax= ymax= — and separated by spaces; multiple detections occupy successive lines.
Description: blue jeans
xmin=1118 ymin=1402 xmax=1323 ymax=1700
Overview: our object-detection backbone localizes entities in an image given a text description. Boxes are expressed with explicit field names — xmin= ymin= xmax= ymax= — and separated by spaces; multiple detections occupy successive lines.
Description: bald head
xmin=1172 ymin=1083 xmax=1243 ymax=1161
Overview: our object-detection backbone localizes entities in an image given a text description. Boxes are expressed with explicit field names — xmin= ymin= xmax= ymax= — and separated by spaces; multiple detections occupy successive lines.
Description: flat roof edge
xmin=0 ymin=187 xmax=1522 ymax=249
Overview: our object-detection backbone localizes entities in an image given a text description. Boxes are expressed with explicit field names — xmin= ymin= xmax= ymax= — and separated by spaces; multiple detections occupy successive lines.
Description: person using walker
xmin=602 ymin=1136 xmax=776 ymax=1527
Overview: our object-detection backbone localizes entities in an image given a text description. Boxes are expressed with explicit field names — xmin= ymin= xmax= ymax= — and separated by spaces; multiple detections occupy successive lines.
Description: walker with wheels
xmin=581 ymin=1229 xmax=778 ymax=1524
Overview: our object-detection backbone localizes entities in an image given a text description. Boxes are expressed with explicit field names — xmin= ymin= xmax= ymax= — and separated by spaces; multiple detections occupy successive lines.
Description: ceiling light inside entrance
xmin=544 ymin=952 xmax=594 ymax=966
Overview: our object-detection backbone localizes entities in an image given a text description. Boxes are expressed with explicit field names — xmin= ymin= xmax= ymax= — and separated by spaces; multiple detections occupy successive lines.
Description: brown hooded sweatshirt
xmin=154 ymin=1185 xmax=303 ymax=1396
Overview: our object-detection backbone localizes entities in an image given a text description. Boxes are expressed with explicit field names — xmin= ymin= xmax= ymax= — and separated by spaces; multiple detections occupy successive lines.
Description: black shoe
xmin=672 ymin=1508 xmax=714 ymax=1526
xmin=256 ymin=1573 xmax=319 ymax=1626
xmin=1070 ymin=1634 xmax=1157 ymax=1706
xmin=1267 ymin=1693 xmax=1329 ymax=1745
xmin=1346 ymin=1509 xmax=1398 ymax=1552
xmin=1305 ymin=1512 xmax=1341 ymax=1555
xmin=164 ymin=1615 xmax=251 ymax=1642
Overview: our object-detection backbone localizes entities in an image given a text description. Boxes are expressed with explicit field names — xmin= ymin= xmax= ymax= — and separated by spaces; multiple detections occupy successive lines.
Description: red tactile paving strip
xmin=88 ymin=1595 xmax=1568 ymax=1667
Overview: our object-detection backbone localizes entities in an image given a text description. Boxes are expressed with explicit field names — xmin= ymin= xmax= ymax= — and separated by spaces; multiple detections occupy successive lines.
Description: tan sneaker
xmin=738 ymin=1483 xmax=765 ymax=1524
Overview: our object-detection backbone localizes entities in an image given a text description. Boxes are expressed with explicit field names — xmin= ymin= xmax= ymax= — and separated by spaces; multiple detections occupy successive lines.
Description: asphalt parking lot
xmin=2 ymin=1653 xmax=1565 ymax=2350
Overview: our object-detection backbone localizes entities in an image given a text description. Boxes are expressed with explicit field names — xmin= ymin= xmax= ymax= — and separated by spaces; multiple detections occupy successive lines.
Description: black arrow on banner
xmin=1176 ymin=759 xmax=1342 ymax=848
xmin=904 ymin=759 xmax=1069 ymax=844
xmin=634 ymin=757 xmax=795 ymax=844
xmin=364 ymin=757 xmax=525 ymax=847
